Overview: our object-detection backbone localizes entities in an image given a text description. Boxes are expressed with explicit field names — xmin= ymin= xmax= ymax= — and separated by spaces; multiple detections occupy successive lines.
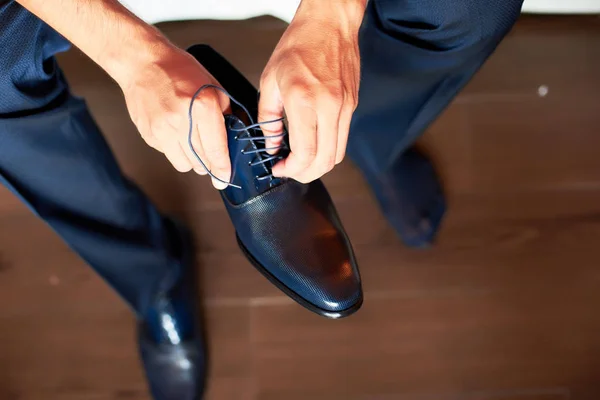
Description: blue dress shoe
xmin=349 ymin=145 xmax=446 ymax=248
xmin=186 ymin=45 xmax=363 ymax=319
xmin=139 ymin=219 xmax=206 ymax=400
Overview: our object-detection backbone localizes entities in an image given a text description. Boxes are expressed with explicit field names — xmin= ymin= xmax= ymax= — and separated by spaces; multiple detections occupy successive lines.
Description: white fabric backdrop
xmin=119 ymin=0 xmax=600 ymax=25
xmin=119 ymin=0 xmax=301 ymax=25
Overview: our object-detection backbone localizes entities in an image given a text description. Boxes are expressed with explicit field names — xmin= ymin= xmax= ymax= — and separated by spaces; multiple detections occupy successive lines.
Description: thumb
xmin=258 ymin=72 xmax=285 ymax=155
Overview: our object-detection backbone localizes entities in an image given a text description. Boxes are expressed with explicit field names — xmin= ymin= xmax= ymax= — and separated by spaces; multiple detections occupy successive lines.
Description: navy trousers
xmin=0 ymin=0 xmax=523 ymax=315
xmin=0 ymin=2 xmax=182 ymax=317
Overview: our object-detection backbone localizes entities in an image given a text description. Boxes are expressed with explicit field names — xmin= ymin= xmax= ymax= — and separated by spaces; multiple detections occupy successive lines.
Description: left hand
xmin=258 ymin=0 xmax=366 ymax=183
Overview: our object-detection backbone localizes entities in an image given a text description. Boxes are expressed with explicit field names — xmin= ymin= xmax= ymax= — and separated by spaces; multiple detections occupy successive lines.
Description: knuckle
xmin=165 ymin=111 xmax=181 ymax=128
xmin=194 ymin=92 xmax=220 ymax=110
xmin=259 ymin=71 xmax=272 ymax=88
xmin=141 ymin=130 xmax=157 ymax=143
xmin=320 ymin=156 xmax=336 ymax=173
xmin=295 ymin=175 xmax=313 ymax=184
xmin=153 ymin=120 xmax=176 ymax=139
xmin=203 ymin=145 xmax=229 ymax=165
xmin=144 ymin=138 xmax=161 ymax=152
xmin=346 ymin=90 xmax=359 ymax=111
xmin=203 ymin=145 xmax=227 ymax=158
xmin=287 ymin=82 xmax=315 ymax=104
xmin=321 ymin=87 xmax=344 ymax=107
xmin=296 ymin=146 xmax=318 ymax=165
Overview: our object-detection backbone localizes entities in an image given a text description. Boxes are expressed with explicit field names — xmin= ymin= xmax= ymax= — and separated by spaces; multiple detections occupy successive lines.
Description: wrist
xmin=298 ymin=0 xmax=366 ymax=28
xmin=100 ymin=24 xmax=174 ymax=87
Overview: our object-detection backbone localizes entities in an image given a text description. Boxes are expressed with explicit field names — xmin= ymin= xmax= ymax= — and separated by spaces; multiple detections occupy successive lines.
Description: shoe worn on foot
xmin=138 ymin=219 xmax=206 ymax=400
xmin=350 ymin=145 xmax=446 ymax=248
xmin=187 ymin=44 xmax=363 ymax=319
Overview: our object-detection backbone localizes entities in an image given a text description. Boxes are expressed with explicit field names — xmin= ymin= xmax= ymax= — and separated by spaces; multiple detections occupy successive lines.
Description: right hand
xmin=119 ymin=42 xmax=232 ymax=190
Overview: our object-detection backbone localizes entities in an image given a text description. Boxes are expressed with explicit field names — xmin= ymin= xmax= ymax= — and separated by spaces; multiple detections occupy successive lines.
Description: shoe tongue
xmin=230 ymin=103 xmax=289 ymax=176
xmin=223 ymin=108 xmax=286 ymax=204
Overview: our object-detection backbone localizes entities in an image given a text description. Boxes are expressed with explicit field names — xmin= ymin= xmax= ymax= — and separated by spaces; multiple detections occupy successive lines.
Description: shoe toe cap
xmin=139 ymin=327 xmax=206 ymax=400
xmin=241 ymin=230 xmax=363 ymax=318
xmin=295 ymin=258 xmax=363 ymax=318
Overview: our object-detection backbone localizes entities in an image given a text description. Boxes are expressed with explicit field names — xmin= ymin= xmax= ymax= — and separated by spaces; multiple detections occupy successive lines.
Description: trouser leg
xmin=0 ymin=2 xmax=182 ymax=317
xmin=348 ymin=0 xmax=523 ymax=245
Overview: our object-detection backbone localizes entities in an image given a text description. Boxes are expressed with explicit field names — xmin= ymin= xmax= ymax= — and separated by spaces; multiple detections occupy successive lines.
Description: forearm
xmin=16 ymin=0 xmax=172 ymax=85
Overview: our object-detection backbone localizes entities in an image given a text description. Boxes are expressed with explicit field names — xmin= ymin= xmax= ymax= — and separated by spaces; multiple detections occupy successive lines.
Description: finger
xmin=194 ymin=88 xmax=231 ymax=190
xmin=335 ymin=100 xmax=355 ymax=165
xmin=294 ymin=97 xmax=341 ymax=183
xmin=258 ymin=71 xmax=285 ymax=154
xmin=271 ymin=97 xmax=317 ymax=180
xmin=163 ymin=139 xmax=193 ymax=173
xmin=212 ymin=83 xmax=232 ymax=114
xmin=143 ymin=133 xmax=163 ymax=153
xmin=180 ymin=141 xmax=208 ymax=176
xmin=182 ymin=123 xmax=209 ymax=176
xmin=198 ymin=65 xmax=231 ymax=113
xmin=137 ymin=116 xmax=163 ymax=153
xmin=185 ymin=82 xmax=230 ymax=177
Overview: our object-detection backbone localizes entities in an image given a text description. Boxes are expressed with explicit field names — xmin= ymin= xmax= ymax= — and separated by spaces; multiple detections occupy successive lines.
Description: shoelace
xmin=188 ymin=84 xmax=286 ymax=190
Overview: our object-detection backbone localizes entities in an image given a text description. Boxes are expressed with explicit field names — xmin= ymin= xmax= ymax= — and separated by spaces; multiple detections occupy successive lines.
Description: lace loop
xmin=187 ymin=84 xmax=286 ymax=190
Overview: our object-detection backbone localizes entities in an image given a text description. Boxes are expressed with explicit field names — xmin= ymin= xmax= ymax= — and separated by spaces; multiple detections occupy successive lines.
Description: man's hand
xmin=121 ymin=44 xmax=232 ymax=189
xmin=259 ymin=0 xmax=366 ymax=183
xmin=17 ymin=0 xmax=232 ymax=189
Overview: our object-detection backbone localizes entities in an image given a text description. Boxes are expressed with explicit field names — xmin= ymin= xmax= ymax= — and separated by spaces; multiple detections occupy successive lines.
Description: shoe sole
xmin=235 ymin=234 xmax=363 ymax=319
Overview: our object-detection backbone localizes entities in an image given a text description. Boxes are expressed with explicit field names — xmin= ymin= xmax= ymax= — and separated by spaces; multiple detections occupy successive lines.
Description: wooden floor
xmin=1 ymin=14 xmax=600 ymax=400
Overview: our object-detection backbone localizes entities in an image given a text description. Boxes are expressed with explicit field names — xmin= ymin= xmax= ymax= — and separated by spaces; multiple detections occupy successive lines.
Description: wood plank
xmin=251 ymin=290 xmax=600 ymax=399
xmin=0 ymin=304 xmax=252 ymax=400
xmin=0 ymin=309 xmax=147 ymax=399
xmin=463 ymin=15 xmax=600 ymax=98
xmin=465 ymin=97 xmax=600 ymax=194
xmin=256 ymin=388 xmax=570 ymax=400
xmin=204 ymin=306 xmax=255 ymax=400
xmin=3 ymin=186 xmax=600 ymax=304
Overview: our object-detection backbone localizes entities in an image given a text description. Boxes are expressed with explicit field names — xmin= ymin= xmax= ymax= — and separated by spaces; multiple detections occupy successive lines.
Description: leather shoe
xmin=138 ymin=219 xmax=206 ymax=399
xmin=349 ymin=145 xmax=446 ymax=248
xmin=187 ymin=44 xmax=362 ymax=319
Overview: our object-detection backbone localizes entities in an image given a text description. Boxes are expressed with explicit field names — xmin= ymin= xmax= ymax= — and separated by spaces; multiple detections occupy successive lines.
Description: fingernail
xmin=194 ymin=167 xmax=207 ymax=175
xmin=212 ymin=177 xmax=229 ymax=190
xmin=271 ymin=167 xmax=282 ymax=178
